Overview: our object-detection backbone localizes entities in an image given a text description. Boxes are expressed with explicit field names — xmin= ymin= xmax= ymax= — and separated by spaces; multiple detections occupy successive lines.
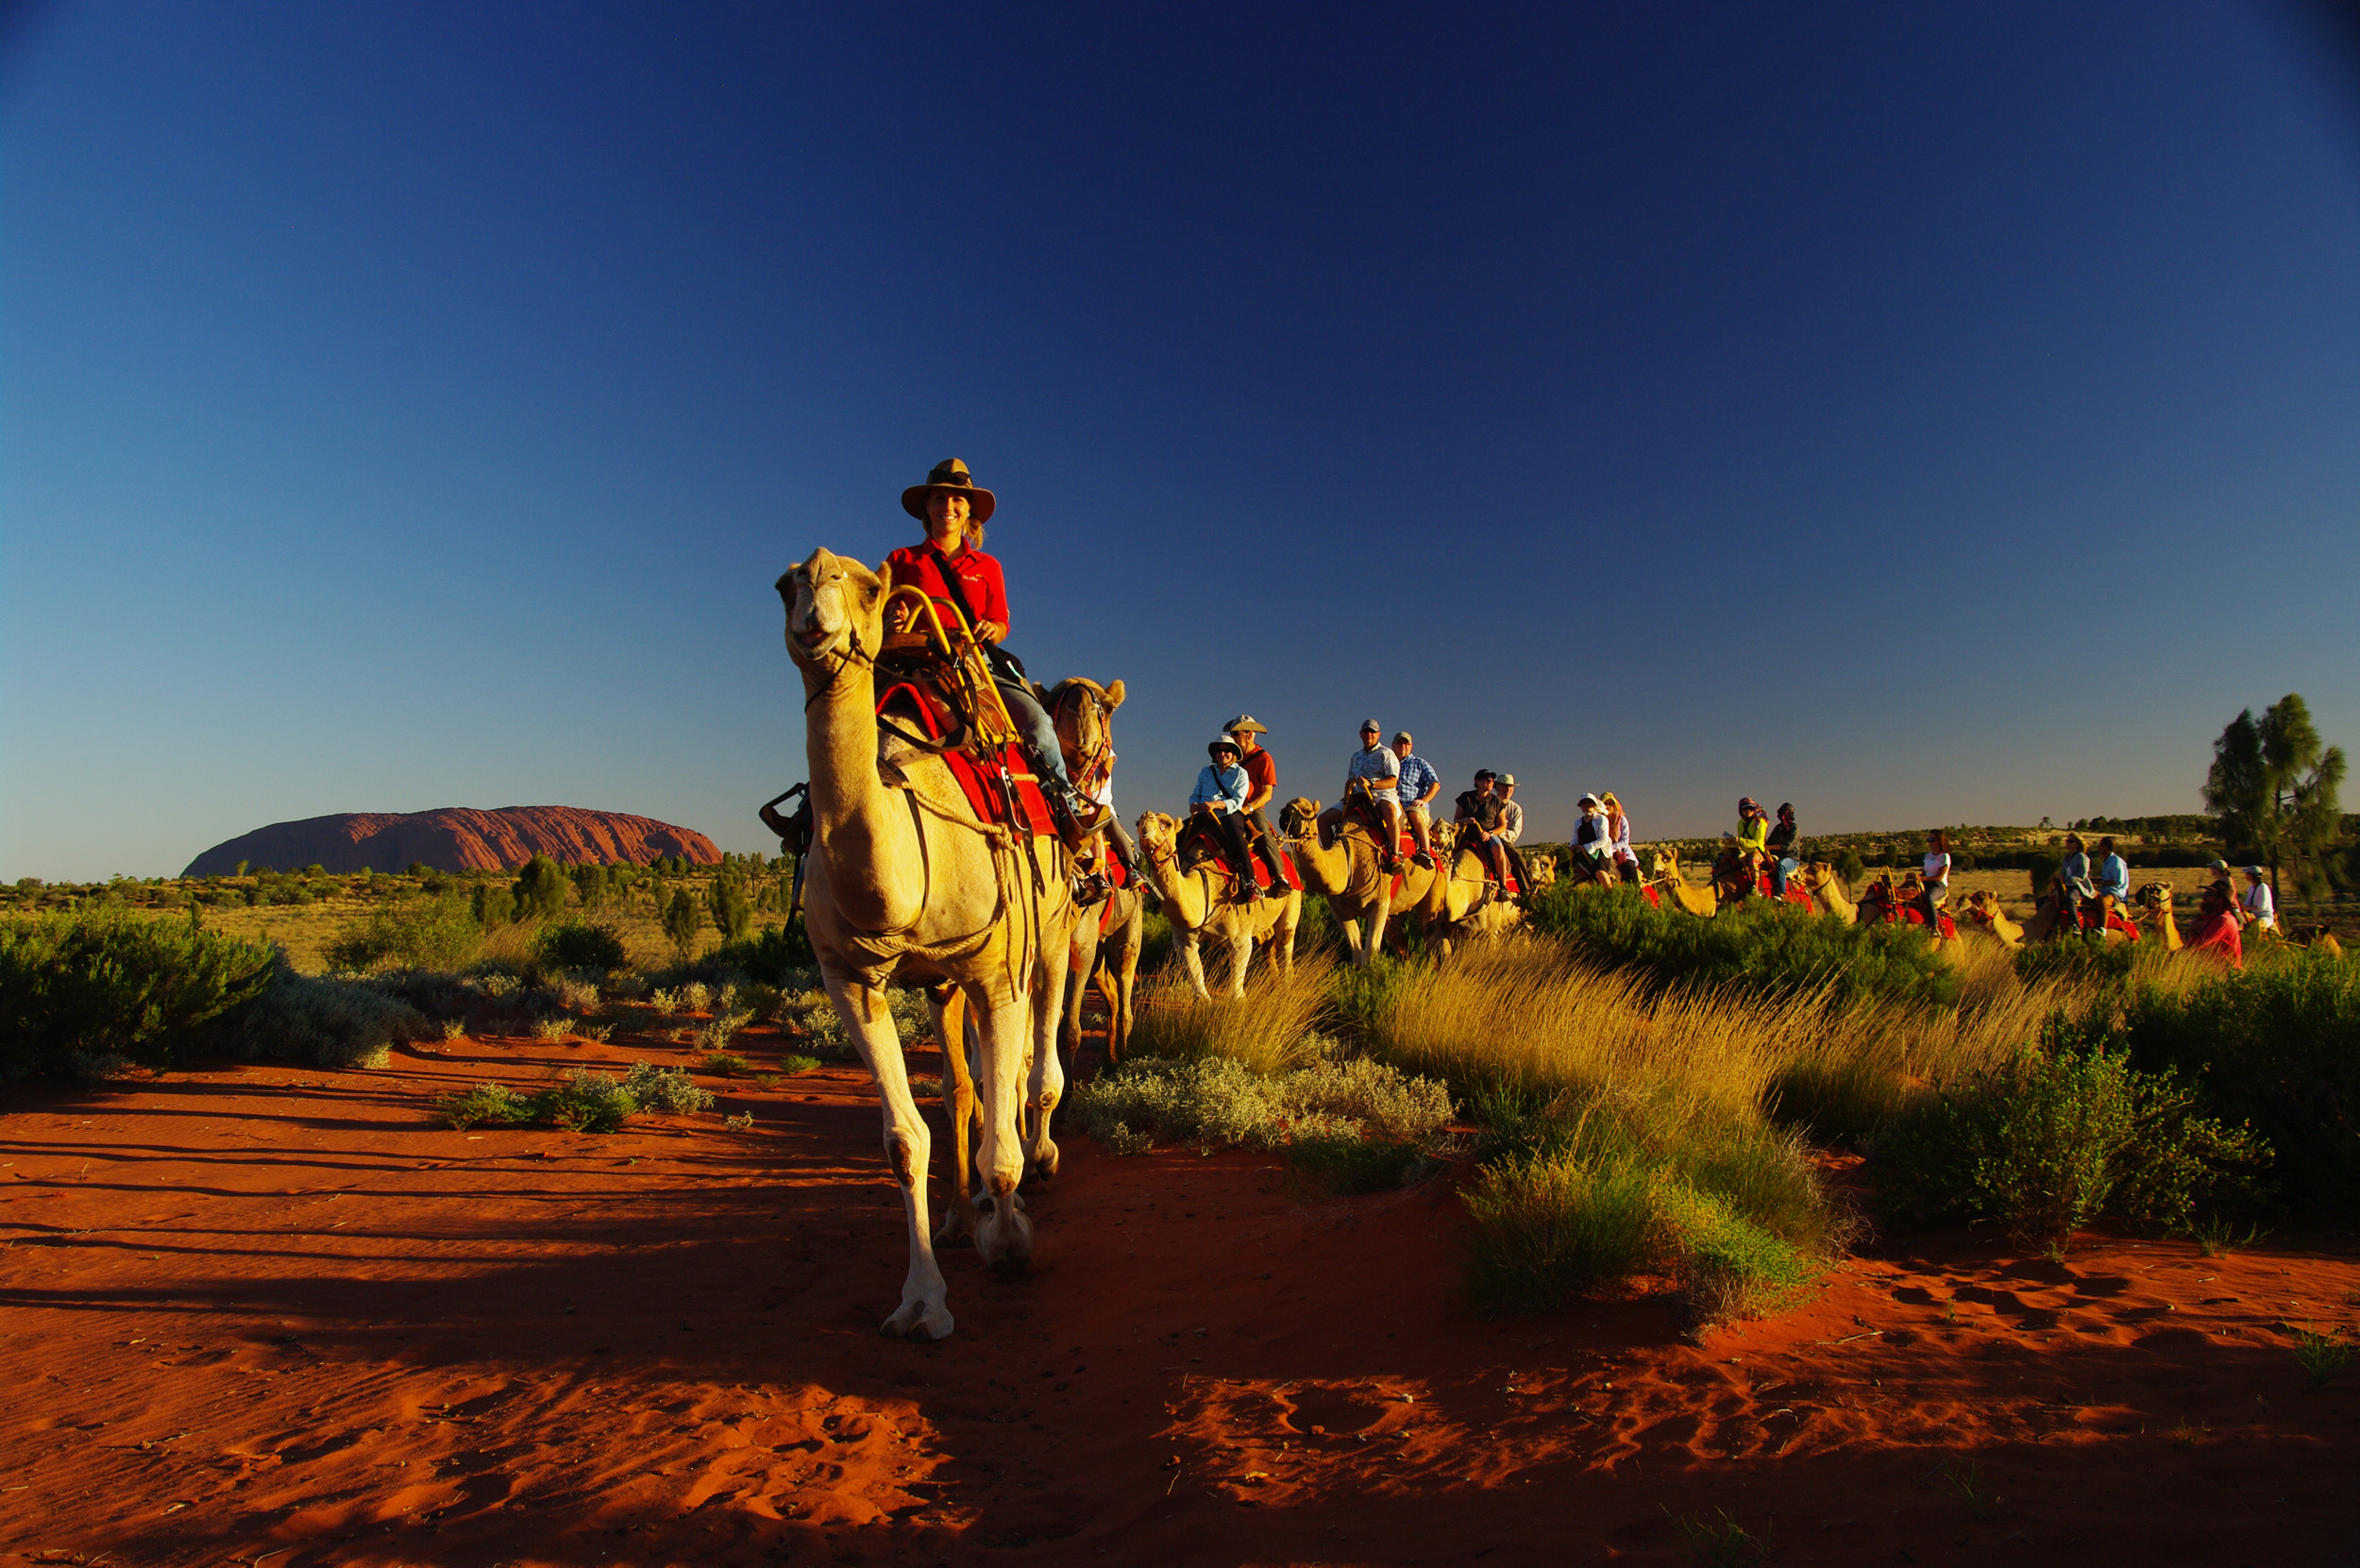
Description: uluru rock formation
xmin=182 ymin=807 xmax=722 ymax=877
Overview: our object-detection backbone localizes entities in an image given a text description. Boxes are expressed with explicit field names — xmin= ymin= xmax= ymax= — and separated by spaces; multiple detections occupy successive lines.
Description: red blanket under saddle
xmin=1751 ymin=871 xmax=1816 ymax=914
xmin=1876 ymin=904 xmax=1960 ymax=940
xmin=876 ymin=681 xmax=1054 ymax=839
xmin=2075 ymin=910 xmax=2142 ymax=940
xmin=1177 ymin=817 xmax=1304 ymax=893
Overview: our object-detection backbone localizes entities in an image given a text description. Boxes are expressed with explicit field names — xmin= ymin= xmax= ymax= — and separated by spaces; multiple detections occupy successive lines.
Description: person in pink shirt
xmin=2184 ymin=881 xmax=2245 ymax=970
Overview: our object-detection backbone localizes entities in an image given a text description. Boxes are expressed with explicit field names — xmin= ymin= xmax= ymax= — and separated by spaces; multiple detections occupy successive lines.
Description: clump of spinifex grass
xmin=1123 ymin=952 xmax=1338 ymax=1075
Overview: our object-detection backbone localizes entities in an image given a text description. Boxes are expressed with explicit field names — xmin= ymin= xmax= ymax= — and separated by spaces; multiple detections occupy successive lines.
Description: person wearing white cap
xmin=1188 ymin=736 xmax=1266 ymax=902
xmin=2239 ymin=866 xmax=2277 ymax=934
xmin=1572 ymin=793 xmax=1614 ymax=880
xmin=1340 ymin=719 xmax=1408 ymax=871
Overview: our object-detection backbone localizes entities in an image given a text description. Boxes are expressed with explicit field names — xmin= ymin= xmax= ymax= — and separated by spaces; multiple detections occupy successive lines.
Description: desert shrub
xmin=622 ymin=1061 xmax=715 ymax=1115
xmin=471 ymin=883 xmax=516 ymax=927
xmin=707 ymin=876 xmax=753 ymax=943
xmin=531 ymin=1067 xmax=637 ymax=1133
xmin=1873 ymin=1026 xmax=2271 ymax=1243
xmin=700 ymin=1051 xmax=750 ymax=1076
xmin=1284 ymin=1133 xmax=1440 ymax=1193
xmin=534 ymin=919 xmax=629 ymax=975
xmin=662 ymin=889 xmax=702 ymax=958
xmin=781 ymin=1054 xmax=822 ymax=1075
xmin=1530 ymin=883 xmax=1958 ymax=1010
xmin=541 ymin=971 xmax=603 ymax=1013
xmin=512 ymin=855 xmax=568 ymax=922
xmin=2113 ymin=948 xmax=2360 ymax=1213
xmin=2014 ymin=933 xmax=2144 ymax=987
xmin=234 ymin=961 xmax=431 ymax=1070
xmin=1125 ymin=953 xmax=1336 ymax=1074
xmin=434 ymin=1082 xmax=534 ymax=1130
xmin=697 ymin=1008 xmax=754 ymax=1052
xmin=0 ymin=910 xmax=278 ymax=1078
xmin=323 ymin=893 xmax=483 ymax=972
xmin=530 ymin=1017 xmax=574 ymax=1042
xmin=1068 ymin=1049 xmax=1451 ymax=1173
xmin=713 ymin=920 xmax=815 ymax=982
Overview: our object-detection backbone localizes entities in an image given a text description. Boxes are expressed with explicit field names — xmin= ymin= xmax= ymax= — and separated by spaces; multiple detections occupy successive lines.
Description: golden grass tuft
xmin=1124 ymin=951 xmax=1337 ymax=1075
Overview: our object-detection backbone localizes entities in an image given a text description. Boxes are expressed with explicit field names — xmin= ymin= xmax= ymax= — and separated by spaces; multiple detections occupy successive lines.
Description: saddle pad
xmin=1177 ymin=816 xmax=1303 ymax=892
xmin=2076 ymin=910 xmax=2142 ymax=940
xmin=876 ymin=680 xmax=1054 ymax=839
xmin=1643 ymin=884 xmax=1662 ymax=909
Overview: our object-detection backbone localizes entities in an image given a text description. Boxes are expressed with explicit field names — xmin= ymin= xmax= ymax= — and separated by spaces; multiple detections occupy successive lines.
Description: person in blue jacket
xmin=1189 ymin=737 xmax=1266 ymax=902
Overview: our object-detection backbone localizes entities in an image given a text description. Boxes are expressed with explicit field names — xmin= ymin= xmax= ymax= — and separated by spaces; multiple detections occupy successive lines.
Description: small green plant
xmin=440 ymin=1018 xmax=466 ymax=1040
xmin=434 ymin=1082 xmax=534 ymax=1130
xmin=697 ymin=1008 xmax=754 ymax=1053
xmin=1939 ymin=1456 xmax=1997 ymax=1520
xmin=662 ymin=889 xmax=702 ymax=959
xmin=2168 ymin=1415 xmax=2209 ymax=1449
xmin=1286 ymin=1133 xmax=1437 ymax=1194
xmin=531 ymin=1017 xmax=574 ymax=1042
xmin=622 ymin=1061 xmax=716 ymax=1116
xmin=532 ymin=1067 xmax=637 ymax=1132
xmin=1667 ymin=1506 xmax=1768 ymax=1566
xmin=700 ymin=1051 xmax=750 ymax=1076
xmin=779 ymin=1054 xmax=821 ymax=1076
xmin=0 ymin=909 xmax=278 ymax=1078
xmin=2292 ymin=1324 xmax=2352 ymax=1390
xmin=535 ymin=919 xmax=629 ymax=975
xmin=2189 ymin=1214 xmax=2269 ymax=1258
xmin=722 ymin=1111 xmax=754 ymax=1131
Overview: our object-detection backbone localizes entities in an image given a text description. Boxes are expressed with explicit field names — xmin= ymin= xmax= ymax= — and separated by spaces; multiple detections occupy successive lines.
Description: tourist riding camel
xmin=2240 ymin=866 xmax=2277 ymax=936
xmin=1391 ymin=730 xmax=1441 ymax=868
xmin=2093 ymin=836 xmax=2132 ymax=932
xmin=1189 ymin=737 xmax=1268 ymax=903
xmin=1766 ymin=802 xmax=1798 ymax=896
xmin=1734 ymin=797 xmax=1771 ymax=892
xmin=1223 ymin=715 xmax=1294 ymax=895
xmin=1282 ymin=795 xmax=1443 ymax=964
xmin=1601 ymin=790 xmax=1639 ymax=884
xmin=1136 ymin=809 xmax=1301 ymax=996
xmin=2185 ymin=880 xmax=2245 ymax=969
xmin=1571 ymin=792 xmax=1614 ymax=883
xmin=1496 ymin=772 xmax=1525 ymax=853
xmin=1919 ymin=829 xmax=1952 ymax=934
xmin=1455 ymin=769 xmax=1518 ymax=888
xmin=1319 ymin=720 xmax=1415 ymax=872
xmin=778 ymin=522 xmax=1086 ymax=1340
xmin=881 ymin=459 xmax=1106 ymax=851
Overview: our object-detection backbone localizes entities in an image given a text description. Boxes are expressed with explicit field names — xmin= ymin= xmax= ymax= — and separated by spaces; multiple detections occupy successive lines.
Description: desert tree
xmin=2203 ymin=693 xmax=2347 ymax=913
xmin=707 ymin=872 xmax=752 ymax=943
xmin=511 ymin=854 xmax=569 ymax=922
xmin=662 ymin=887 xmax=702 ymax=959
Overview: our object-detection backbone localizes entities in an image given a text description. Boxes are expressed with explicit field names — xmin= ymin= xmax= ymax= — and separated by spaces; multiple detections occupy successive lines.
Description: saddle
xmin=873 ymin=657 xmax=1055 ymax=841
xmin=1176 ymin=814 xmax=1302 ymax=894
xmin=1338 ymin=794 xmax=1416 ymax=858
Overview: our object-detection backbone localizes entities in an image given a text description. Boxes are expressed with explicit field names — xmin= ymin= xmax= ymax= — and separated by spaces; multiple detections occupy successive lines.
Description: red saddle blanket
xmin=2075 ymin=910 xmax=2142 ymax=940
xmin=1339 ymin=801 xmax=1417 ymax=858
xmin=1869 ymin=902 xmax=1959 ymax=940
xmin=1177 ymin=816 xmax=1303 ymax=892
xmin=876 ymin=680 xmax=1054 ymax=839
xmin=1751 ymin=872 xmax=1816 ymax=914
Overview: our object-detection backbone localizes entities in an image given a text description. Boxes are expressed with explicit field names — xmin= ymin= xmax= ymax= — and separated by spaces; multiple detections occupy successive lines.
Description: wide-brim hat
xmin=902 ymin=459 xmax=996 ymax=524
xmin=1499 ymin=773 xmax=1516 ymax=786
xmin=1223 ymin=715 xmax=1267 ymax=734
xmin=1208 ymin=737 xmax=1241 ymax=759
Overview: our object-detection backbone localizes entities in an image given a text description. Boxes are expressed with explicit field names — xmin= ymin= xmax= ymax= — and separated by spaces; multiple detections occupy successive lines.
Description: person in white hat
xmin=1188 ymin=736 xmax=1267 ymax=902
xmin=2239 ymin=866 xmax=2277 ymax=934
xmin=1223 ymin=715 xmax=1293 ymax=891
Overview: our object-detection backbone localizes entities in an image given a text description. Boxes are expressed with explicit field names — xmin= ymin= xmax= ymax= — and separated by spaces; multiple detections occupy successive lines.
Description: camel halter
xmin=1053 ymin=684 xmax=1115 ymax=799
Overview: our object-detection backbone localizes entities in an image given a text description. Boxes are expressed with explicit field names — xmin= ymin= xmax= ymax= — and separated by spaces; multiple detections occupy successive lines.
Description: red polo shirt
xmin=884 ymin=544 xmax=1010 ymax=635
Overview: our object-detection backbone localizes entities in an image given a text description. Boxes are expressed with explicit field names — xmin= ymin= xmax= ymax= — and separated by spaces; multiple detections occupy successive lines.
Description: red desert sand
xmin=3 ymin=1021 xmax=2354 ymax=1566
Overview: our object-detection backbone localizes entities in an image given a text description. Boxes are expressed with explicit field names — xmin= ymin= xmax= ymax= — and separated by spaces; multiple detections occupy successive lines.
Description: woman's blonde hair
xmin=1599 ymin=790 xmax=1623 ymax=814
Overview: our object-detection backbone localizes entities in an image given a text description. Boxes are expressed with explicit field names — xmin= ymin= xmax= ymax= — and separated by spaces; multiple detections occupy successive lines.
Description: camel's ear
xmin=1104 ymin=679 xmax=1125 ymax=713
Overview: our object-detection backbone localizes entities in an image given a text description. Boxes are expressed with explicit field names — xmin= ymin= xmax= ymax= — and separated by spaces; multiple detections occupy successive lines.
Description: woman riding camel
xmin=882 ymin=460 xmax=1107 ymax=841
xmin=1189 ymin=736 xmax=1267 ymax=903
xmin=1920 ymin=829 xmax=1951 ymax=932
xmin=1600 ymin=790 xmax=1638 ymax=884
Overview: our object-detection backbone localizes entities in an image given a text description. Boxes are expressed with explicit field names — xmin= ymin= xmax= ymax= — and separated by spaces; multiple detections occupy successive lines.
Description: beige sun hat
xmin=902 ymin=459 xmax=997 ymax=524
xmin=1223 ymin=715 xmax=1267 ymax=734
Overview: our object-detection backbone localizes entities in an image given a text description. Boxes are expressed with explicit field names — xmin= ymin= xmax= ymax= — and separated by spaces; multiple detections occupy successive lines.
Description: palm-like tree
xmin=2204 ymin=694 xmax=2347 ymax=915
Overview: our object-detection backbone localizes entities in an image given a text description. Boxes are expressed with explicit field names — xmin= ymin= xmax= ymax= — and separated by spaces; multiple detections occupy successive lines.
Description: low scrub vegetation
xmin=1124 ymin=953 xmax=1338 ymax=1074
xmin=1068 ymin=1048 xmax=1454 ymax=1178
xmin=233 ymin=959 xmax=434 ymax=1069
xmin=0 ymin=910 xmax=278 ymax=1079
xmin=434 ymin=1060 xmax=716 ymax=1133
xmin=324 ymin=893 xmax=482 ymax=972
xmin=1872 ymin=1022 xmax=2271 ymax=1245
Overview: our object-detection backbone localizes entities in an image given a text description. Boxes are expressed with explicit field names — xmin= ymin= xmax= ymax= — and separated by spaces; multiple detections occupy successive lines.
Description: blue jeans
xmin=1773 ymin=857 xmax=1795 ymax=896
xmin=997 ymin=678 xmax=1073 ymax=792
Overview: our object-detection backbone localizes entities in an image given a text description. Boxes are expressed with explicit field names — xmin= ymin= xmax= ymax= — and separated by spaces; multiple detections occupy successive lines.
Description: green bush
xmin=662 ymin=888 xmax=702 ymax=958
xmin=1067 ymin=1050 xmax=1453 ymax=1166
xmin=2114 ymin=949 xmax=2360 ymax=1213
xmin=531 ymin=1067 xmax=637 ymax=1133
xmin=621 ymin=1060 xmax=716 ymax=1116
xmin=1874 ymin=1026 xmax=2271 ymax=1243
xmin=325 ymin=893 xmax=481 ymax=972
xmin=708 ymin=876 xmax=753 ymax=943
xmin=533 ymin=919 xmax=630 ymax=974
xmin=1529 ymin=883 xmax=1958 ymax=1010
xmin=0 ymin=910 xmax=278 ymax=1078
xmin=512 ymin=855 xmax=568 ymax=922
xmin=2014 ymin=933 xmax=2141 ymax=987
xmin=471 ymin=883 xmax=515 ymax=926
xmin=434 ymin=1082 xmax=534 ymax=1130
xmin=713 ymin=919 xmax=814 ymax=981
xmin=233 ymin=960 xmax=433 ymax=1070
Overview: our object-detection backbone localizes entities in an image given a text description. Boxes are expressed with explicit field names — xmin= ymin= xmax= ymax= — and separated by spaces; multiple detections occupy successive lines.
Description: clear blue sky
xmin=6 ymin=2 xmax=2358 ymax=881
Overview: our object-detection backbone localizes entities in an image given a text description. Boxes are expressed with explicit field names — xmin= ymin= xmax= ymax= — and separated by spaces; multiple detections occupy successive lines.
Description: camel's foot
xmin=933 ymin=1206 xmax=973 ymax=1247
xmin=976 ymin=1204 xmax=1036 ymax=1274
xmin=971 ymin=1189 xmax=1027 ymax=1214
xmin=1024 ymin=1136 xmax=1061 ymax=1184
xmin=880 ymin=1296 xmax=954 ymax=1342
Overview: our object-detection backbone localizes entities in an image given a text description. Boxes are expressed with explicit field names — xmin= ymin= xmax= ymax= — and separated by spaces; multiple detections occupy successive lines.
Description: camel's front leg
xmin=1026 ymin=936 xmax=1071 ymax=1181
xmin=1339 ymin=914 xmax=1369 ymax=966
xmin=969 ymin=977 xmax=1037 ymax=1273
xmin=821 ymin=971 xmax=952 ymax=1341
xmin=1223 ymin=923 xmax=1252 ymax=999
xmin=1179 ymin=930 xmax=1212 ymax=999
xmin=927 ymin=985 xmax=977 ymax=1247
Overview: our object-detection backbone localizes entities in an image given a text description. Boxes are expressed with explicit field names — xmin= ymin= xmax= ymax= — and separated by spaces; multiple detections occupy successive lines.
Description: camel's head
xmin=1525 ymin=851 xmax=1557 ymax=888
xmin=777 ymin=548 xmax=885 ymax=668
xmin=1429 ymin=819 xmax=1458 ymax=855
xmin=1049 ymin=678 xmax=1124 ymax=781
xmin=1797 ymin=860 xmax=1831 ymax=890
xmin=1136 ymin=811 xmax=1178 ymax=853
xmin=2136 ymin=882 xmax=2174 ymax=912
xmin=1646 ymin=846 xmax=1678 ymax=881
xmin=1278 ymin=798 xmax=1322 ymax=838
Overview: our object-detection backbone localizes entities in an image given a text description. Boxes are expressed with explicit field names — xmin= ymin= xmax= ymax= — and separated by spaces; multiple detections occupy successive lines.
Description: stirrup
xmin=1072 ymin=871 xmax=1113 ymax=907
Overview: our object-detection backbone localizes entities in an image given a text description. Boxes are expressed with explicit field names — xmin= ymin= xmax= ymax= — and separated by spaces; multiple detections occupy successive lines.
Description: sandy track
xmin=3 ymin=1028 xmax=2354 ymax=1566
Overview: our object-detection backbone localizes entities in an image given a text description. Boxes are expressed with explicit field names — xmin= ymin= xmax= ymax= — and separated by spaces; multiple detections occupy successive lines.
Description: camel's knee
xmin=885 ymin=1130 xmax=927 ymax=1189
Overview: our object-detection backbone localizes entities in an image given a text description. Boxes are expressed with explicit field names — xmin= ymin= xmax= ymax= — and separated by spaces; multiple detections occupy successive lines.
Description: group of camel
xmin=779 ymin=545 xmax=2328 ymax=1340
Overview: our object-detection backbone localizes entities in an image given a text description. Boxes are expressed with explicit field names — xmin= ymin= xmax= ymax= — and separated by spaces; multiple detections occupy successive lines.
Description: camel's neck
xmin=1142 ymin=847 xmax=1209 ymax=928
xmin=1290 ymin=833 xmax=1354 ymax=896
xmin=801 ymin=652 xmax=919 ymax=931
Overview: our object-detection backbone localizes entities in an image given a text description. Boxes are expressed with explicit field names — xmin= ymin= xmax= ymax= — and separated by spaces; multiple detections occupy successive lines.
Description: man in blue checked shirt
xmin=1391 ymin=730 xmax=1441 ymax=868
